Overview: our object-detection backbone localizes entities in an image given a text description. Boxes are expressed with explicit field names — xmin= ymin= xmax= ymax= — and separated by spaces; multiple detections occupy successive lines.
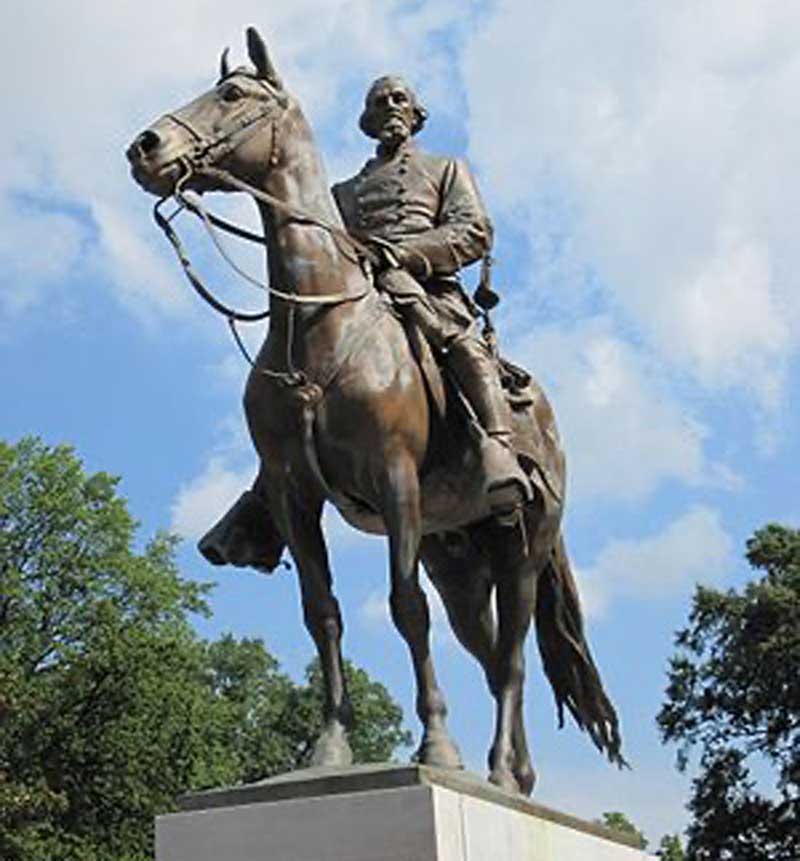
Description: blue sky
xmin=3 ymin=0 xmax=799 ymax=846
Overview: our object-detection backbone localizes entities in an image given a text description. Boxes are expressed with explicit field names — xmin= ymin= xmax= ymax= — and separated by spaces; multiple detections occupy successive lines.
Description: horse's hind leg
xmin=381 ymin=451 xmax=462 ymax=769
xmin=489 ymin=557 xmax=537 ymax=794
xmin=421 ymin=533 xmax=535 ymax=795
xmin=420 ymin=532 xmax=497 ymax=682
xmin=282 ymin=492 xmax=353 ymax=767
xmin=487 ymin=498 xmax=559 ymax=795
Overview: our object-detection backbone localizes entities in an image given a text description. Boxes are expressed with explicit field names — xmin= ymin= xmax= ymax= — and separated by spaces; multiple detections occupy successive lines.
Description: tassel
xmin=474 ymin=254 xmax=501 ymax=310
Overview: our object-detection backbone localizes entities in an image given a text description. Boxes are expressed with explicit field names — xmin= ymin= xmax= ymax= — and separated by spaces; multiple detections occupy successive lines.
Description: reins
xmin=155 ymin=159 xmax=377 ymax=298
xmin=153 ymin=157 xmax=378 ymax=381
xmin=154 ymin=186 xmax=269 ymax=323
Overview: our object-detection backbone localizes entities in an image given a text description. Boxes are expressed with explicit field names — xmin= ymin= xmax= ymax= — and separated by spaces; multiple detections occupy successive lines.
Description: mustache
xmin=381 ymin=112 xmax=408 ymax=125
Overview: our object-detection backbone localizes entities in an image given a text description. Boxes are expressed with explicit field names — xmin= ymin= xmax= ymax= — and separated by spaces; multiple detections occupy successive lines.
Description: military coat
xmin=332 ymin=141 xmax=493 ymax=331
xmin=332 ymin=140 xmax=492 ymax=269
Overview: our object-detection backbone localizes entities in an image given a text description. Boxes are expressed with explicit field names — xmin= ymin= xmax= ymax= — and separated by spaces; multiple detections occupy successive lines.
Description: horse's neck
xmin=252 ymin=105 xmax=370 ymax=375
xmin=256 ymin=109 xmax=363 ymax=300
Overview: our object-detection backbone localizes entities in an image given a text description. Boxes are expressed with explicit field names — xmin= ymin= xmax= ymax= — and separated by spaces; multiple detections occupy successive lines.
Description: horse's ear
xmin=246 ymin=26 xmax=282 ymax=89
xmin=219 ymin=47 xmax=231 ymax=80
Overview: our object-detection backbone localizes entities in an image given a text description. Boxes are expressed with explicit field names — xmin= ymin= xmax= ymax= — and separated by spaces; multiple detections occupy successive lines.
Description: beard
xmin=377 ymin=115 xmax=412 ymax=147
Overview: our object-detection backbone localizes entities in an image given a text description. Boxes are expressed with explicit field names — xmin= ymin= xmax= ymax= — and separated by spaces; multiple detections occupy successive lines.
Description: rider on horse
xmin=132 ymin=28 xmax=624 ymax=786
xmin=199 ymin=74 xmax=533 ymax=572
xmin=334 ymin=75 xmax=532 ymax=514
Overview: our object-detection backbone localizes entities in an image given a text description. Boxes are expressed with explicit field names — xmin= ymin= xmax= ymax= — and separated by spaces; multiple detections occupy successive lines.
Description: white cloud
xmin=92 ymin=201 xmax=192 ymax=320
xmin=463 ymin=0 xmax=800 ymax=404
xmin=510 ymin=318 xmax=736 ymax=503
xmin=0 ymin=198 xmax=87 ymax=314
xmin=171 ymin=456 xmax=254 ymax=541
xmin=360 ymin=590 xmax=391 ymax=627
xmin=577 ymin=505 xmax=734 ymax=618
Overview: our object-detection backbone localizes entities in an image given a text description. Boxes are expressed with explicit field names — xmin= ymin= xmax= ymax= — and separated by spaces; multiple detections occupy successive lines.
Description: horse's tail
xmin=535 ymin=531 xmax=628 ymax=768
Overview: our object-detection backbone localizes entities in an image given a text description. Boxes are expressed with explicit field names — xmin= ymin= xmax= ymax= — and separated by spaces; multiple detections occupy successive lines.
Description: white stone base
xmin=156 ymin=764 xmax=652 ymax=861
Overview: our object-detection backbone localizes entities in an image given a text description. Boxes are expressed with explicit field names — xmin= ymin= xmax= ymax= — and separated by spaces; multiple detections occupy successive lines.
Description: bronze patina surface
xmin=127 ymin=27 xmax=624 ymax=795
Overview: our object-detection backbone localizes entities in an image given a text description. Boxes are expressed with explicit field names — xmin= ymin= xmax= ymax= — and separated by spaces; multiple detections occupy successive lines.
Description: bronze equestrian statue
xmin=127 ymin=27 xmax=624 ymax=796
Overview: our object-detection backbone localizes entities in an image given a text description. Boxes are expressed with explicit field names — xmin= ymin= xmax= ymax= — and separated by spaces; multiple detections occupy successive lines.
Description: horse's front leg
xmin=381 ymin=451 xmax=462 ymax=770
xmin=282 ymin=492 xmax=353 ymax=767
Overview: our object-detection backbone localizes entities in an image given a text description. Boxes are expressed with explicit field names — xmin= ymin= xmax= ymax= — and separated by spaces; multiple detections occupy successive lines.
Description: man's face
xmin=365 ymin=78 xmax=417 ymax=147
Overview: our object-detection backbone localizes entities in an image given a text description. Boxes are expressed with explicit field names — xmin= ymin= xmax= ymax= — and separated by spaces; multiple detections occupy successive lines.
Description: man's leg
xmin=377 ymin=269 xmax=532 ymax=517
xmin=445 ymin=336 xmax=533 ymax=516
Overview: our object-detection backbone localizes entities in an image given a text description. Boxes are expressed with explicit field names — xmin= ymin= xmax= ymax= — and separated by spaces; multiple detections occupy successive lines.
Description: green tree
xmin=203 ymin=634 xmax=298 ymax=782
xmin=597 ymin=811 xmax=648 ymax=849
xmin=205 ymin=638 xmax=412 ymax=781
xmin=658 ymin=834 xmax=686 ymax=860
xmin=286 ymin=658 xmax=413 ymax=766
xmin=0 ymin=438 xmax=411 ymax=860
xmin=658 ymin=524 xmax=800 ymax=861
xmin=0 ymin=438 xmax=228 ymax=860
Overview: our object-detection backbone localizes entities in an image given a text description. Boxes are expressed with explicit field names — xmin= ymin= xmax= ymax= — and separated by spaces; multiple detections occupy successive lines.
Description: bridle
xmin=151 ymin=75 xmax=378 ymax=380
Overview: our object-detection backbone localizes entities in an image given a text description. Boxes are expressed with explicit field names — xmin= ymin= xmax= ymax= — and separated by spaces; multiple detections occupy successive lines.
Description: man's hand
xmin=365 ymin=240 xmax=400 ymax=272
xmin=367 ymin=240 xmax=431 ymax=280
xmin=394 ymin=244 xmax=432 ymax=280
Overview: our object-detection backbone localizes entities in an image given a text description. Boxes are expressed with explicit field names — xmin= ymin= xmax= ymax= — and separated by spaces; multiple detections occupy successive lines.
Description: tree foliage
xmin=597 ymin=811 xmax=648 ymax=849
xmin=0 ymin=438 xmax=410 ymax=860
xmin=658 ymin=524 xmax=800 ymax=860
xmin=657 ymin=834 xmax=685 ymax=860
xmin=204 ymin=638 xmax=412 ymax=783
xmin=0 ymin=437 xmax=221 ymax=860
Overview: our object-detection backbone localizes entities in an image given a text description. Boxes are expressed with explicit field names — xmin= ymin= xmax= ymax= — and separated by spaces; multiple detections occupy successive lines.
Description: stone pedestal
xmin=157 ymin=764 xmax=651 ymax=861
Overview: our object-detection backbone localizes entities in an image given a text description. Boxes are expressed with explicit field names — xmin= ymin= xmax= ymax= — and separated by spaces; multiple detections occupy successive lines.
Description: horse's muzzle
xmin=127 ymin=129 xmax=162 ymax=160
xmin=127 ymin=125 xmax=192 ymax=196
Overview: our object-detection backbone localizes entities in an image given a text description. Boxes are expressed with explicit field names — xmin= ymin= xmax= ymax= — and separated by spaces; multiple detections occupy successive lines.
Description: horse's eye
xmin=222 ymin=85 xmax=244 ymax=103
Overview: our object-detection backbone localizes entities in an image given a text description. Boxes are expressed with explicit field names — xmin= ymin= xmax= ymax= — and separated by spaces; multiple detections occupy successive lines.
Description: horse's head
xmin=127 ymin=27 xmax=289 ymax=197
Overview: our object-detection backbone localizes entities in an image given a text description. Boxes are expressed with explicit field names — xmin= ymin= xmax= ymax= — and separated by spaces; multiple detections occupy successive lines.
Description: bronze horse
xmin=127 ymin=27 xmax=623 ymax=795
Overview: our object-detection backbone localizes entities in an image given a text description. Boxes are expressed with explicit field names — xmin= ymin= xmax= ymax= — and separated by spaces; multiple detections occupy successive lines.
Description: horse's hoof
xmin=515 ymin=764 xmax=536 ymax=797
xmin=488 ymin=768 xmax=520 ymax=795
xmin=414 ymin=730 xmax=463 ymax=770
xmin=310 ymin=722 xmax=353 ymax=768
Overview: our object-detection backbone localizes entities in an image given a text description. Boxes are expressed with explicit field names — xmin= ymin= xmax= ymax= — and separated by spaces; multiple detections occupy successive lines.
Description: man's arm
xmin=396 ymin=158 xmax=493 ymax=278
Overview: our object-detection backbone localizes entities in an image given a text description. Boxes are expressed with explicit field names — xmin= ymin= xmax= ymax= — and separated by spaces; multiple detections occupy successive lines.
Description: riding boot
xmin=446 ymin=338 xmax=534 ymax=518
